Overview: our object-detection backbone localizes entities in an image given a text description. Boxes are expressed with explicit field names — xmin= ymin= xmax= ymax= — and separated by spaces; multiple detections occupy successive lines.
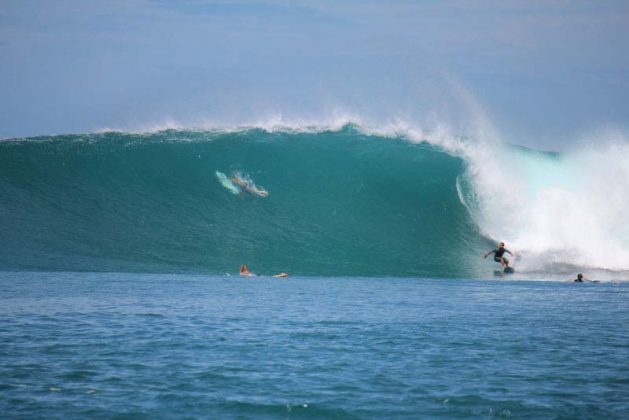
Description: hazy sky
xmin=1 ymin=0 xmax=628 ymax=149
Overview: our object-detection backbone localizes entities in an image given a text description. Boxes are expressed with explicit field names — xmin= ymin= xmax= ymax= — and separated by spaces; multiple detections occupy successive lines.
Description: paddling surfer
xmin=240 ymin=264 xmax=253 ymax=277
xmin=239 ymin=264 xmax=288 ymax=278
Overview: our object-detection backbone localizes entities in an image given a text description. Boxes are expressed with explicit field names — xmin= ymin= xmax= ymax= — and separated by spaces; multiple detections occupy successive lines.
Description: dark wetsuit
xmin=492 ymin=247 xmax=510 ymax=263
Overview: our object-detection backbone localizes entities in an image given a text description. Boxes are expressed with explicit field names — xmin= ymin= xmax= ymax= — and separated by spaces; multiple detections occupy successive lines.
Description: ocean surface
xmin=1 ymin=272 xmax=628 ymax=418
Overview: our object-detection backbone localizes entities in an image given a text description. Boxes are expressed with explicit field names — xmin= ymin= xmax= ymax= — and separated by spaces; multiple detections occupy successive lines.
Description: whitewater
xmin=1 ymin=123 xmax=627 ymax=280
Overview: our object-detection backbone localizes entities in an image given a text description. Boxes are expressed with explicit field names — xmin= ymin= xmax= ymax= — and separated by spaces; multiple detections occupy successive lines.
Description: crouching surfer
xmin=483 ymin=242 xmax=514 ymax=268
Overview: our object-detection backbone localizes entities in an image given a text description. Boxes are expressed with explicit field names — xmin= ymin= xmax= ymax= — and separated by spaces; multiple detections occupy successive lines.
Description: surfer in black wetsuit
xmin=573 ymin=273 xmax=584 ymax=282
xmin=483 ymin=242 xmax=514 ymax=268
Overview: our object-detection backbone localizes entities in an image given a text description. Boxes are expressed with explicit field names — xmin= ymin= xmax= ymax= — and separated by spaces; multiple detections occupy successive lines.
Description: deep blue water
xmin=1 ymin=272 xmax=628 ymax=418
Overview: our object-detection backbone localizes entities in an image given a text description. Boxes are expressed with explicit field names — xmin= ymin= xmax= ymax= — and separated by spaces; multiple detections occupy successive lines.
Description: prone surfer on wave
xmin=230 ymin=172 xmax=269 ymax=197
xmin=483 ymin=242 xmax=514 ymax=268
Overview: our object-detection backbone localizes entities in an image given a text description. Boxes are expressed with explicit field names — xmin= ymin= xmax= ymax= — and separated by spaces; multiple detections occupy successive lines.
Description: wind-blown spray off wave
xmin=1 ymin=125 xmax=628 ymax=279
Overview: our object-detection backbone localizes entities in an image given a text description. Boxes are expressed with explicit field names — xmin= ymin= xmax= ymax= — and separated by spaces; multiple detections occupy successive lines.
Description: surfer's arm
xmin=505 ymin=249 xmax=513 ymax=256
xmin=483 ymin=250 xmax=494 ymax=258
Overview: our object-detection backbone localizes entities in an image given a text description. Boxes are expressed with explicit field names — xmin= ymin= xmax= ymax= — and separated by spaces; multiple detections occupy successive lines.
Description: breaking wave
xmin=1 ymin=124 xmax=627 ymax=279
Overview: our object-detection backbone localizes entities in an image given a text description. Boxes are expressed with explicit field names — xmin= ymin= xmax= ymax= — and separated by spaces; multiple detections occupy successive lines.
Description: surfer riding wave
xmin=483 ymin=242 xmax=514 ymax=268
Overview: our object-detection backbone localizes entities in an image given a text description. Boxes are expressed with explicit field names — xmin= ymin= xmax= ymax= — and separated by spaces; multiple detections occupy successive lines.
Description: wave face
xmin=1 ymin=126 xmax=628 ymax=278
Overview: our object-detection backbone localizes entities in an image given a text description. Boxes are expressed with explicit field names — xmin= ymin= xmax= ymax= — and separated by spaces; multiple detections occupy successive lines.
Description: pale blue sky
xmin=1 ymin=0 xmax=628 ymax=148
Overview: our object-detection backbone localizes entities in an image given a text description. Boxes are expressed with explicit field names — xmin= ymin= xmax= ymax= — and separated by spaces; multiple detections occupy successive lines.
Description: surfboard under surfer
xmin=483 ymin=242 xmax=514 ymax=268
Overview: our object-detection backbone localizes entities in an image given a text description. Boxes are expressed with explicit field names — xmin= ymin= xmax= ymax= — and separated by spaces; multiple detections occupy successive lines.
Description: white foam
xmin=361 ymin=117 xmax=629 ymax=274
xmin=459 ymin=135 xmax=629 ymax=272
xmin=94 ymin=112 xmax=364 ymax=136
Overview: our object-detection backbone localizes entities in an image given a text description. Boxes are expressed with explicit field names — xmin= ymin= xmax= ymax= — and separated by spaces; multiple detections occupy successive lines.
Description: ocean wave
xmin=1 ymin=126 xmax=627 ymax=279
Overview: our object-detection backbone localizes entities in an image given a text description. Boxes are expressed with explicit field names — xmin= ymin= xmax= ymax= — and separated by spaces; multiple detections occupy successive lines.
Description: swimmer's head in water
xmin=577 ymin=273 xmax=583 ymax=280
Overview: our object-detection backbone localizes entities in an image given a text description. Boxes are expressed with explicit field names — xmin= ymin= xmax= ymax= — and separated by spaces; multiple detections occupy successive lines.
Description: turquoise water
xmin=2 ymin=272 xmax=628 ymax=418
xmin=0 ymin=128 xmax=489 ymax=278
xmin=2 ymin=127 xmax=628 ymax=278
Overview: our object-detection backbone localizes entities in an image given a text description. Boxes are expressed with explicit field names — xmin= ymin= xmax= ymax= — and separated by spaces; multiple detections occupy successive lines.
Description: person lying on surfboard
xmin=483 ymin=242 xmax=514 ymax=268
xmin=230 ymin=172 xmax=269 ymax=197
xmin=239 ymin=264 xmax=288 ymax=278
xmin=570 ymin=273 xmax=599 ymax=283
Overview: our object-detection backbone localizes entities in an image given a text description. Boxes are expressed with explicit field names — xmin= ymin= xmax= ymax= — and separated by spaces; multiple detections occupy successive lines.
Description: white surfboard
xmin=215 ymin=171 xmax=241 ymax=195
